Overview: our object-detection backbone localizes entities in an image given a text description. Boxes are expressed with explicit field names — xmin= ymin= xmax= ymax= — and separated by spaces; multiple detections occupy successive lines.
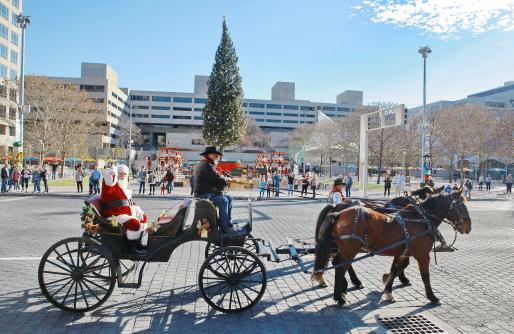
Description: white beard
xmin=117 ymin=179 xmax=132 ymax=199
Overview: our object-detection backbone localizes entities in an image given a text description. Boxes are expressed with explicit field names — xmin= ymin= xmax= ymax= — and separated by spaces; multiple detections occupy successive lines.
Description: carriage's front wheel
xmin=38 ymin=237 xmax=116 ymax=312
xmin=204 ymin=234 xmax=258 ymax=258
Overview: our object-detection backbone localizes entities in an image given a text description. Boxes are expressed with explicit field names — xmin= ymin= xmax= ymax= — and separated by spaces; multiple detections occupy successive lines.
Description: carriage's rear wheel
xmin=199 ymin=246 xmax=267 ymax=313
xmin=38 ymin=237 xmax=116 ymax=312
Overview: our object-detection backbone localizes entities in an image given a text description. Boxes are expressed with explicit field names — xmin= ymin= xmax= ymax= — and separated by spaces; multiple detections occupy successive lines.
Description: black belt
xmin=103 ymin=199 xmax=130 ymax=209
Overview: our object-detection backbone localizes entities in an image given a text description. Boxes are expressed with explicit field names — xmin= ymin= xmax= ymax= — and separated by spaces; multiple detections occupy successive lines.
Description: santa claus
xmin=100 ymin=164 xmax=147 ymax=243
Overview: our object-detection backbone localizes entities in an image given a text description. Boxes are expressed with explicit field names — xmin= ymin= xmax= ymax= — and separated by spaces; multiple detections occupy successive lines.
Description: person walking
xmin=40 ymin=165 xmax=49 ymax=193
xmin=273 ymin=172 xmax=281 ymax=197
xmin=505 ymin=173 xmax=513 ymax=195
xmin=0 ymin=164 xmax=8 ymax=192
xmin=266 ymin=176 xmax=272 ymax=199
xmin=464 ymin=179 xmax=473 ymax=199
xmin=189 ymin=173 xmax=195 ymax=196
xmin=287 ymin=174 xmax=295 ymax=196
xmin=21 ymin=164 xmax=31 ymax=192
xmin=32 ymin=166 xmax=41 ymax=193
xmin=12 ymin=166 xmax=20 ymax=191
xmin=310 ymin=172 xmax=318 ymax=199
xmin=75 ymin=165 xmax=85 ymax=193
xmin=384 ymin=174 xmax=392 ymax=197
xmin=395 ymin=172 xmax=405 ymax=196
xmin=478 ymin=174 xmax=484 ymax=190
xmin=148 ymin=170 xmax=156 ymax=195
xmin=163 ymin=168 xmax=174 ymax=194
xmin=138 ymin=166 xmax=147 ymax=195
xmin=344 ymin=174 xmax=353 ymax=198
xmin=89 ymin=165 xmax=101 ymax=195
xmin=300 ymin=173 xmax=309 ymax=197
xmin=7 ymin=163 xmax=14 ymax=191
xmin=51 ymin=164 xmax=57 ymax=180
xmin=485 ymin=175 xmax=492 ymax=191
xmin=259 ymin=175 xmax=266 ymax=199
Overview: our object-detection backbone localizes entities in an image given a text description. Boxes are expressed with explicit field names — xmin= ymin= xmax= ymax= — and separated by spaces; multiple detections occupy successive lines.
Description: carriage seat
xmin=84 ymin=195 xmax=123 ymax=234
xmin=84 ymin=195 xmax=103 ymax=217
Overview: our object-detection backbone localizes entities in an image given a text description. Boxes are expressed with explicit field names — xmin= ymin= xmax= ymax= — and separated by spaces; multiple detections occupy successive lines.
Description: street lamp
xmin=17 ymin=14 xmax=31 ymax=163
xmin=128 ymin=102 xmax=133 ymax=170
xmin=418 ymin=46 xmax=431 ymax=185
xmin=39 ymin=139 xmax=43 ymax=163
xmin=342 ymin=154 xmax=345 ymax=175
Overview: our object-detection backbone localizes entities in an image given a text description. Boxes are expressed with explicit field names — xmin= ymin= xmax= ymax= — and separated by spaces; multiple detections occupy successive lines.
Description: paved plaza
xmin=0 ymin=195 xmax=513 ymax=333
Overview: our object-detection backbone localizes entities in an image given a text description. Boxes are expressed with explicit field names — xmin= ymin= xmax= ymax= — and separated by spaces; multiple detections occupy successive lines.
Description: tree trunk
xmin=329 ymin=155 xmax=333 ymax=177
xmin=448 ymin=155 xmax=454 ymax=183
xmin=60 ymin=153 xmax=66 ymax=178
xmin=459 ymin=154 xmax=465 ymax=186
xmin=320 ymin=153 xmax=323 ymax=176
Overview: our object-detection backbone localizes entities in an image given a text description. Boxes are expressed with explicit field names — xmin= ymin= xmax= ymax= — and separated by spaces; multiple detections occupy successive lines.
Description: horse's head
xmin=447 ymin=190 xmax=472 ymax=234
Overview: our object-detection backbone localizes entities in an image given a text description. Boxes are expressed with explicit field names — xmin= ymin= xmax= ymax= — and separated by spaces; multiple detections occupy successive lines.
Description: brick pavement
xmin=0 ymin=196 xmax=513 ymax=333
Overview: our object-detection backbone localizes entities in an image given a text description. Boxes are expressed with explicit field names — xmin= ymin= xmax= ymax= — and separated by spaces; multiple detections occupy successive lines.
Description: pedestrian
xmin=287 ymin=174 xmax=295 ymax=196
xmin=40 ymin=165 xmax=49 ymax=193
xmin=266 ymin=176 xmax=272 ymax=199
xmin=89 ymin=164 xmax=101 ymax=195
xmin=426 ymin=175 xmax=435 ymax=188
xmin=12 ymin=166 xmax=20 ymax=191
xmin=51 ymin=164 xmax=57 ymax=180
xmin=148 ymin=170 xmax=156 ymax=195
xmin=75 ymin=165 xmax=85 ymax=193
xmin=189 ymin=173 xmax=195 ymax=196
xmin=505 ymin=173 xmax=513 ymax=195
xmin=478 ymin=174 xmax=484 ymax=190
xmin=32 ymin=166 xmax=41 ymax=193
xmin=273 ymin=172 xmax=281 ymax=197
xmin=0 ymin=164 xmax=8 ymax=192
xmin=138 ymin=166 xmax=147 ymax=195
xmin=444 ymin=184 xmax=452 ymax=193
xmin=21 ymin=164 xmax=31 ymax=192
xmin=7 ymin=163 xmax=14 ymax=191
xmin=452 ymin=183 xmax=460 ymax=191
xmin=395 ymin=172 xmax=405 ymax=196
xmin=163 ymin=168 xmax=174 ymax=194
xmin=327 ymin=178 xmax=345 ymax=204
xmin=464 ymin=179 xmax=473 ymax=199
xmin=344 ymin=174 xmax=353 ymax=198
xmin=384 ymin=174 xmax=392 ymax=197
xmin=485 ymin=175 xmax=492 ymax=191
xmin=259 ymin=175 xmax=266 ymax=199
xmin=301 ymin=173 xmax=309 ymax=197
xmin=310 ymin=172 xmax=318 ymax=199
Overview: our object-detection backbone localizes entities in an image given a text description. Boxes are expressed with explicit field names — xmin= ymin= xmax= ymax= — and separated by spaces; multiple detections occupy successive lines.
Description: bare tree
xmin=115 ymin=117 xmax=145 ymax=161
xmin=242 ymin=116 xmax=271 ymax=151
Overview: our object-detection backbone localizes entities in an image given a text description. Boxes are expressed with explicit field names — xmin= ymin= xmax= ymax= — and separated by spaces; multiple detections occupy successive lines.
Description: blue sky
xmin=23 ymin=0 xmax=514 ymax=107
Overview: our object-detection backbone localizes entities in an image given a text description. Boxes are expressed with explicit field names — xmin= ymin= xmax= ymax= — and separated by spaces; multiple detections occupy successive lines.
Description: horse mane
xmin=313 ymin=213 xmax=338 ymax=274
xmin=421 ymin=192 xmax=450 ymax=219
xmin=315 ymin=205 xmax=336 ymax=242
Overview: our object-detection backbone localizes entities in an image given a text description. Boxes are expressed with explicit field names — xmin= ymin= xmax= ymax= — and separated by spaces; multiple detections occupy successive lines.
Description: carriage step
xmin=119 ymin=283 xmax=140 ymax=289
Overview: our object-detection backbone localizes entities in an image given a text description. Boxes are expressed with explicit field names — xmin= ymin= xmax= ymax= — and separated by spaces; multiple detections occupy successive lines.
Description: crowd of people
xmin=1 ymin=163 xmax=50 ymax=193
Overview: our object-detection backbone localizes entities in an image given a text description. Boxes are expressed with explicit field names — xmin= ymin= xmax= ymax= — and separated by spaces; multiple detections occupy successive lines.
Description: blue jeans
xmin=33 ymin=180 xmax=41 ymax=192
xmin=201 ymin=193 xmax=233 ymax=231
xmin=345 ymin=186 xmax=351 ymax=197
xmin=287 ymin=184 xmax=293 ymax=196
xmin=139 ymin=181 xmax=146 ymax=194
xmin=1 ymin=179 xmax=6 ymax=192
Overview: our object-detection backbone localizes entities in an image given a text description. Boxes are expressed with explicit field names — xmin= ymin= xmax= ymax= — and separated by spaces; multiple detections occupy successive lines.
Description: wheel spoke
xmin=49 ymin=278 xmax=73 ymax=298
xmin=73 ymin=281 xmax=78 ymax=309
xmin=81 ymin=278 xmax=101 ymax=302
xmin=64 ymin=243 xmax=76 ymax=268
xmin=215 ymin=284 xmax=232 ymax=307
xmin=201 ymin=276 xmax=227 ymax=281
xmin=83 ymin=261 xmax=110 ymax=275
xmin=44 ymin=276 xmax=73 ymax=287
xmin=61 ymin=280 xmax=75 ymax=305
xmin=235 ymin=282 xmax=254 ymax=304
xmin=76 ymin=241 xmax=82 ymax=269
xmin=43 ymin=270 xmax=72 ymax=276
xmin=204 ymin=281 xmax=228 ymax=296
xmin=81 ymin=254 xmax=103 ymax=272
xmin=83 ymin=277 xmax=109 ymax=292
xmin=53 ymin=249 xmax=74 ymax=269
xmin=237 ymin=281 xmax=261 ymax=294
xmin=228 ymin=285 xmax=234 ymax=310
xmin=45 ymin=259 xmax=72 ymax=273
xmin=233 ymin=283 xmax=244 ymax=309
xmin=77 ymin=280 xmax=89 ymax=309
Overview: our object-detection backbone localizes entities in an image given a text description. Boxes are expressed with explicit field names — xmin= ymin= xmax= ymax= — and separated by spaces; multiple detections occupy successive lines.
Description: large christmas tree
xmin=203 ymin=18 xmax=246 ymax=156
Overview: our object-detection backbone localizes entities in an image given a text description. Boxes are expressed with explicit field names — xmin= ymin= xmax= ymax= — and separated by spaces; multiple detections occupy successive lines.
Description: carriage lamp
xmin=199 ymin=218 xmax=211 ymax=239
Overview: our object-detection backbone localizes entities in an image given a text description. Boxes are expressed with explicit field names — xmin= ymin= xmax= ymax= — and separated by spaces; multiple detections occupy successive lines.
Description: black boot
xmin=127 ymin=240 xmax=147 ymax=255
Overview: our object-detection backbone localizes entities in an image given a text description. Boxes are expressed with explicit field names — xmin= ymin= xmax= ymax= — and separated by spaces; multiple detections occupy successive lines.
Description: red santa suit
xmin=100 ymin=165 xmax=147 ymax=240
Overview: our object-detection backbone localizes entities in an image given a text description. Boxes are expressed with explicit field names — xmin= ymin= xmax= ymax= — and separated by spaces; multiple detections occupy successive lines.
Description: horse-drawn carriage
xmin=38 ymin=188 xmax=471 ymax=313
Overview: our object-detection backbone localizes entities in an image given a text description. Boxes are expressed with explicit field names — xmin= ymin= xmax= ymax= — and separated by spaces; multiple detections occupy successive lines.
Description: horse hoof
xmin=353 ymin=283 xmax=365 ymax=289
xmin=382 ymin=273 xmax=389 ymax=284
xmin=383 ymin=292 xmax=396 ymax=303
xmin=318 ymin=282 xmax=328 ymax=288
xmin=430 ymin=298 xmax=441 ymax=305
xmin=401 ymin=280 xmax=412 ymax=286
xmin=336 ymin=298 xmax=347 ymax=308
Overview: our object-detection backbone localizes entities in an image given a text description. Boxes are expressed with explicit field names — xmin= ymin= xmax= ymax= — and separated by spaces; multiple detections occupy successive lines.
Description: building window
xmin=11 ymin=12 xmax=17 ymax=25
xmin=284 ymin=105 xmax=299 ymax=110
xmin=79 ymin=84 xmax=104 ymax=92
xmin=10 ymin=49 xmax=17 ymax=64
xmin=0 ymin=4 xmax=8 ymax=20
xmin=0 ymin=43 xmax=6 ymax=59
xmin=131 ymin=95 xmax=150 ymax=101
xmin=9 ymin=69 xmax=16 ymax=81
xmin=151 ymin=106 xmax=170 ymax=110
xmin=12 ymin=0 xmax=19 ymax=9
xmin=9 ymin=107 xmax=16 ymax=119
xmin=133 ymin=114 xmax=149 ymax=118
xmin=266 ymin=119 xmax=281 ymax=123
xmin=0 ymin=124 xmax=5 ymax=134
xmin=0 ymin=23 xmax=7 ymax=40
xmin=485 ymin=101 xmax=505 ymax=108
xmin=192 ymin=138 xmax=204 ymax=145
xmin=254 ymin=119 xmax=265 ymax=122
xmin=173 ymin=106 xmax=192 ymax=111
xmin=266 ymin=104 xmax=282 ymax=109
xmin=300 ymin=106 xmax=314 ymax=111
xmin=249 ymin=103 xmax=265 ymax=108
xmin=194 ymin=98 xmax=208 ymax=104
xmin=173 ymin=115 xmax=192 ymax=119
xmin=173 ymin=97 xmax=192 ymax=103
xmin=194 ymin=107 xmax=204 ymax=112
xmin=9 ymin=126 xmax=14 ymax=136
xmin=322 ymin=106 xmax=336 ymax=111
xmin=306 ymin=114 xmax=315 ymax=118
xmin=266 ymin=112 xmax=281 ymax=116
xmin=194 ymin=116 xmax=203 ymax=120
xmin=249 ymin=111 xmax=264 ymax=115
xmin=150 ymin=114 xmax=170 ymax=119
xmin=133 ymin=105 xmax=149 ymax=110
xmin=283 ymin=113 xmax=298 ymax=117
xmin=0 ymin=64 xmax=6 ymax=78
xmin=242 ymin=102 xmax=248 ymax=107
xmin=0 ymin=104 xmax=6 ymax=117
xmin=10 ymin=30 xmax=17 ymax=45
xmin=152 ymin=96 xmax=172 ymax=102
xmin=337 ymin=107 xmax=350 ymax=112
xmin=111 ymin=92 xmax=118 ymax=99
xmin=283 ymin=120 xmax=298 ymax=124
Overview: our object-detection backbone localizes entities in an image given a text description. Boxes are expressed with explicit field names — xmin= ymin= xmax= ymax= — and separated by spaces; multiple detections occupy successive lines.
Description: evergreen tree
xmin=203 ymin=18 xmax=246 ymax=156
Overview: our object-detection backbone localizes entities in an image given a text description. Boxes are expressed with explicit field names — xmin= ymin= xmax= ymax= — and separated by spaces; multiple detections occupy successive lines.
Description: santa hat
xmin=117 ymin=164 xmax=129 ymax=174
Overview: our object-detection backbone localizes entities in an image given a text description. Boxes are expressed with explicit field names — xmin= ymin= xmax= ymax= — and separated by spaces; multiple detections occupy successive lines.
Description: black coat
xmin=193 ymin=159 xmax=227 ymax=196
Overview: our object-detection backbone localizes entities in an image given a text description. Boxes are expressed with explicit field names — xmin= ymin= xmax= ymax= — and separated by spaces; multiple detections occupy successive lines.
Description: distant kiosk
xmin=359 ymin=104 xmax=407 ymax=197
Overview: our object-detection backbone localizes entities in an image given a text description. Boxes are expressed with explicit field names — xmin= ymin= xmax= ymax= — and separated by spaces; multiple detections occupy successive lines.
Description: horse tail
xmin=312 ymin=213 xmax=338 ymax=281
xmin=315 ymin=205 xmax=335 ymax=243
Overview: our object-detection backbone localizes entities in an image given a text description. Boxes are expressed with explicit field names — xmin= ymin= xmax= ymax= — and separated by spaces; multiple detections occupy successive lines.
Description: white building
xmin=0 ymin=0 xmax=22 ymax=157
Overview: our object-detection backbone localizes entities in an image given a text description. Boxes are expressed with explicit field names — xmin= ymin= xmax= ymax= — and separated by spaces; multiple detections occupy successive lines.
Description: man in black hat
xmin=193 ymin=146 xmax=235 ymax=232
xmin=327 ymin=178 xmax=345 ymax=204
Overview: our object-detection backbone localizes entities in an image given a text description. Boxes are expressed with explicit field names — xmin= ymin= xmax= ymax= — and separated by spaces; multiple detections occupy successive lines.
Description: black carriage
xmin=38 ymin=196 xmax=267 ymax=313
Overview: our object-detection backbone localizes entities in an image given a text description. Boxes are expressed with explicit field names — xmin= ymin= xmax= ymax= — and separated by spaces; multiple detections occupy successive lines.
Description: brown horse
xmin=312 ymin=190 xmax=471 ymax=307
xmin=313 ymin=186 xmax=445 ymax=289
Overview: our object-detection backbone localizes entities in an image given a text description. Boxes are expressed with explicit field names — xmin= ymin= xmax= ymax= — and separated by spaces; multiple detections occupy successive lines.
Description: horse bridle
xmin=446 ymin=195 xmax=469 ymax=230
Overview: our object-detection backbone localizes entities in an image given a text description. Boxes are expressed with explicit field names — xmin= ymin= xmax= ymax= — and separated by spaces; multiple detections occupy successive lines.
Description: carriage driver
xmin=327 ymin=178 xmax=346 ymax=204
xmin=100 ymin=164 xmax=148 ymax=250
xmin=194 ymin=146 xmax=239 ymax=234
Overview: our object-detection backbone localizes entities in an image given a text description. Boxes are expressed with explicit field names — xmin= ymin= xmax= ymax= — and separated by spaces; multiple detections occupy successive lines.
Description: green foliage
xmin=203 ymin=18 xmax=246 ymax=150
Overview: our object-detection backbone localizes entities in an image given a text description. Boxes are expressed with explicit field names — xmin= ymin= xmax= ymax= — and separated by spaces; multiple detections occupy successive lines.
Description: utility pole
xmin=128 ymin=101 xmax=132 ymax=170
xmin=418 ymin=46 xmax=431 ymax=185
xmin=17 ymin=14 xmax=31 ymax=163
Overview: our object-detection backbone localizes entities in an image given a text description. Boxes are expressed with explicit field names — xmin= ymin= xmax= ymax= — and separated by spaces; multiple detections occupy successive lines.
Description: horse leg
xmin=383 ymin=256 xmax=407 ymax=303
xmin=332 ymin=254 xmax=349 ymax=307
xmin=398 ymin=257 xmax=412 ymax=286
xmin=347 ymin=265 xmax=364 ymax=289
xmin=416 ymin=254 xmax=441 ymax=304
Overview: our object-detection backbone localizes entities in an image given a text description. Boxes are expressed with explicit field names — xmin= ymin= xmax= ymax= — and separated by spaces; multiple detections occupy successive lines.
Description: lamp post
xmin=128 ymin=101 xmax=132 ymax=170
xmin=39 ymin=139 xmax=43 ymax=163
xmin=16 ymin=14 xmax=31 ymax=163
xmin=73 ymin=144 xmax=77 ymax=171
xmin=342 ymin=154 xmax=345 ymax=175
xmin=418 ymin=46 xmax=431 ymax=185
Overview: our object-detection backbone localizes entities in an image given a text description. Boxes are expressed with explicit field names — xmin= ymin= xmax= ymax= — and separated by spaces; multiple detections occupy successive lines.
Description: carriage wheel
xmin=38 ymin=237 xmax=116 ymax=312
xmin=435 ymin=222 xmax=458 ymax=249
xmin=199 ymin=246 xmax=267 ymax=313
xmin=204 ymin=234 xmax=258 ymax=258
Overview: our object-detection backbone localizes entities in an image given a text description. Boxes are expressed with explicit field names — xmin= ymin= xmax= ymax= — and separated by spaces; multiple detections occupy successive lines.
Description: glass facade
xmin=266 ymin=104 xmax=281 ymax=109
xmin=173 ymin=115 xmax=191 ymax=119
xmin=249 ymin=103 xmax=265 ymax=108
xmin=133 ymin=105 xmax=149 ymax=110
xmin=337 ymin=107 xmax=350 ymax=112
xmin=0 ymin=43 xmax=6 ymax=59
xmin=249 ymin=111 xmax=264 ymax=115
xmin=131 ymin=95 xmax=150 ymax=101
xmin=9 ymin=68 xmax=16 ymax=80
xmin=151 ymin=106 xmax=170 ymax=110
xmin=10 ymin=30 xmax=17 ymax=45
xmin=151 ymin=115 xmax=170 ymax=119
xmin=284 ymin=105 xmax=299 ymax=110
xmin=266 ymin=112 xmax=281 ymax=116
xmin=0 ymin=64 xmax=7 ymax=78
xmin=283 ymin=113 xmax=297 ymax=117
xmin=173 ymin=106 xmax=192 ymax=111
xmin=0 ymin=23 xmax=7 ymax=39
xmin=0 ymin=3 xmax=8 ymax=20
xmin=194 ymin=98 xmax=208 ymax=104
xmin=152 ymin=96 xmax=171 ymax=102
xmin=80 ymin=84 xmax=104 ymax=92
xmin=322 ymin=106 xmax=336 ymax=111
xmin=300 ymin=106 xmax=314 ymax=111
xmin=173 ymin=97 xmax=193 ymax=103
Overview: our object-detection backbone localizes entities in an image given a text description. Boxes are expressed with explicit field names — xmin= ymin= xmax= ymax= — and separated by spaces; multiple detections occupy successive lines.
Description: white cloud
xmin=357 ymin=0 xmax=514 ymax=38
